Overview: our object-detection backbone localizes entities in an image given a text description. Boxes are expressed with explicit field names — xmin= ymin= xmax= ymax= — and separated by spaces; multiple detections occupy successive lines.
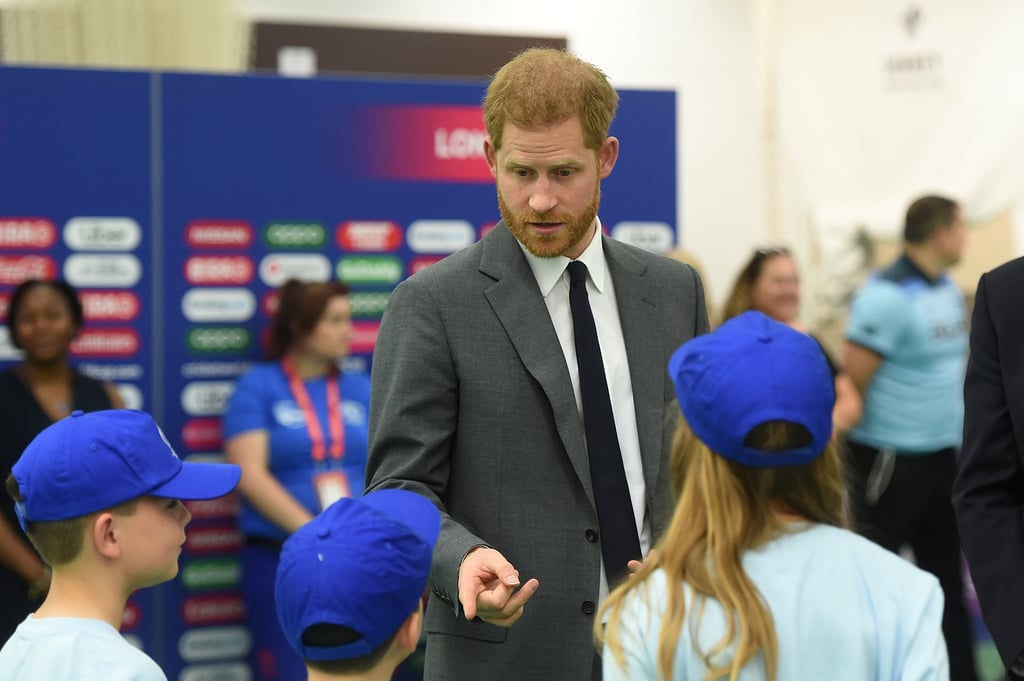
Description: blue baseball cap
xmin=669 ymin=311 xmax=835 ymax=467
xmin=12 ymin=409 xmax=241 ymax=528
xmin=275 ymin=489 xmax=441 ymax=662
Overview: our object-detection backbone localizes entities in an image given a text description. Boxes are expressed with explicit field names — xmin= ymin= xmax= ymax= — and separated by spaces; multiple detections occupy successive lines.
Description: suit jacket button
xmin=581 ymin=600 xmax=595 ymax=615
xmin=585 ymin=529 xmax=598 ymax=543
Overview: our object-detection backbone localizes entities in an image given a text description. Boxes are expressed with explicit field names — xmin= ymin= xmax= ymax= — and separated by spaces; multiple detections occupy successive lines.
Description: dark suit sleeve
xmin=954 ymin=271 xmax=1024 ymax=668
xmin=365 ymin=274 xmax=487 ymax=615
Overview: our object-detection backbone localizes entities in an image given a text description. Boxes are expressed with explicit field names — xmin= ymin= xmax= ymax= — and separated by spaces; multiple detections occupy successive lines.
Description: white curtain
xmin=778 ymin=0 xmax=1024 ymax=319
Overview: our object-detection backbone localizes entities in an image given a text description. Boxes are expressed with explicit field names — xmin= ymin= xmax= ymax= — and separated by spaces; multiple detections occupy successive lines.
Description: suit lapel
xmin=480 ymin=224 xmax=594 ymax=506
xmin=605 ymin=237 xmax=665 ymax=495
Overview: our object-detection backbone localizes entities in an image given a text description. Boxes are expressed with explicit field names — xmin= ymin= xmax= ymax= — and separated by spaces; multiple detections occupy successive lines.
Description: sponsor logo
xmin=350 ymin=321 xmax=380 ymax=355
xmin=182 ymin=595 xmax=246 ymax=627
xmin=182 ymin=288 xmax=256 ymax=323
xmin=78 ymin=362 xmax=143 ymax=380
xmin=122 ymin=601 xmax=142 ymax=632
xmin=348 ymin=291 xmax=390 ymax=319
xmin=184 ymin=524 xmax=243 ymax=554
xmin=407 ymin=219 xmax=474 ymax=254
xmin=181 ymin=381 xmax=235 ymax=416
xmin=0 ymin=218 xmax=56 ymax=248
xmin=182 ymin=417 xmax=222 ymax=451
xmin=63 ymin=217 xmax=141 ymax=251
xmin=178 ymin=626 xmax=252 ymax=662
xmin=179 ymin=662 xmax=252 ymax=681
xmin=185 ymin=221 xmax=254 ymax=249
xmin=64 ymin=254 xmax=142 ymax=288
xmin=184 ymin=256 xmax=254 ymax=286
xmin=116 ymin=384 xmax=143 ymax=410
xmin=184 ymin=494 xmax=241 ymax=521
xmin=264 ymin=222 xmax=326 ymax=249
xmin=187 ymin=327 xmax=251 ymax=354
xmin=336 ymin=256 xmax=402 ymax=285
xmin=80 ymin=290 xmax=140 ymax=321
xmin=70 ymin=328 xmax=140 ymax=357
xmin=181 ymin=360 xmax=251 ymax=379
xmin=180 ymin=659 xmax=251 ymax=679
xmin=258 ymin=253 xmax=331 ymax=287
xmin=335 ymin=221 xmax=403 ymax=252
xmin=0 ymin=255 xmax=57 ymax=284
xmin=610 ymin=221 xmax=675 ymax=254
xmin=180 ymin=558 xmax=243 ymax=591
xmin=409 ymin=256 xmax=445 ymax=276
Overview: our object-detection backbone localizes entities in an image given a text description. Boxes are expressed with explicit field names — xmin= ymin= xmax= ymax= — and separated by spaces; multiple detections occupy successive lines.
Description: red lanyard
xmin=282 ymin=358 xmax=344 ymax=463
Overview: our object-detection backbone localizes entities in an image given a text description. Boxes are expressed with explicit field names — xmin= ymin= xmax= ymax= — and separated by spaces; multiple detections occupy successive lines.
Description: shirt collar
xmin=519 ymin=219 xmax=608 ymax=297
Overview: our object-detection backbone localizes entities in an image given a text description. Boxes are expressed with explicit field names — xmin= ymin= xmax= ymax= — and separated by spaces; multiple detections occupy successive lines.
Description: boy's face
xmin=118 ymin=496 xmax=191 ymax=589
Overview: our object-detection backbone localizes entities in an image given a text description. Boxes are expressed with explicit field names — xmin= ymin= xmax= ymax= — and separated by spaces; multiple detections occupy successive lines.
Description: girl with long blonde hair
xmin=597 ymin=311 xmax=947 ymax=681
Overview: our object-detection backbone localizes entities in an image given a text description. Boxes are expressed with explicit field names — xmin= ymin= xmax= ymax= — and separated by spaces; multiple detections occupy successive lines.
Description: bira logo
xmin=184 ymin=256 xmax=254 ymax=286
xmin=80 ymin=291 xmax=141 ymax=322
xmin=0 ymin=218 xmax=56 ymax=249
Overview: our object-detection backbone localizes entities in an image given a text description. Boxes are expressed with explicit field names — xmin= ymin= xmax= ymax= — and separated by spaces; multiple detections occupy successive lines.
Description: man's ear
xmin=598 ymin=136 xmax=619 ymax=179
xmin=484 ymin=137 xmax=498 ymax=178
xmin=394 ymin=605 xmax=423 ymax=653
xmin=90 ymin=512 xmax=121 ymax=560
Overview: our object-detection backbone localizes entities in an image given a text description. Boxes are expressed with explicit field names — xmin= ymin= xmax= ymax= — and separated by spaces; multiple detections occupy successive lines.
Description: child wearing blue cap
xmin=597 ymin=311 xmax=948 ymax=680
xmin=0 ymin=409 xmax=241 ymax=681
xmin=274 ymin=488 xmax=440 ymax=680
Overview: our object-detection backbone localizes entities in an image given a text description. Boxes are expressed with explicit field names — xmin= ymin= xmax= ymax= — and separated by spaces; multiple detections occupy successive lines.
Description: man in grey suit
xmin=365 ymin=48 xmax=708 ymax=681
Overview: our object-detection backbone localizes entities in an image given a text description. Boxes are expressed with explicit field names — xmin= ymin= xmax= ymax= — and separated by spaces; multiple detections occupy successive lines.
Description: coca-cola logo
xmin=0 ymin=255 xmax=57 ymax=284
xmin=182 ymin=595 xmax=246 ymax=626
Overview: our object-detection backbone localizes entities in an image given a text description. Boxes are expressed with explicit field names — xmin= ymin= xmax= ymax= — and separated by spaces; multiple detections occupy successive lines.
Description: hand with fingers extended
xmin=458 ymin=546 xmax=539 ymax=627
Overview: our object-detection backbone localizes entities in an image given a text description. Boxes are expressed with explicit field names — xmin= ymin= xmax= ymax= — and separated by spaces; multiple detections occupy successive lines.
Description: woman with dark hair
xmin=597 ymin=311 xmax=947 ymax=680
xmin=222 ymin=278 xmax=371 ymax=681
xmin=721 ymin=246 xmax=861 ymax=434
xmin=0 ymin=278 xmax=123 ymax=641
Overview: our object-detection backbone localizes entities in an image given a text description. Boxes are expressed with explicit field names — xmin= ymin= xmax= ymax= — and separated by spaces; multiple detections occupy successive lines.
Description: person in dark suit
xmin=365 ymin=47 xmax=708 ymax=681
xmin=954 ymin=255 xmax=1024 ymax=679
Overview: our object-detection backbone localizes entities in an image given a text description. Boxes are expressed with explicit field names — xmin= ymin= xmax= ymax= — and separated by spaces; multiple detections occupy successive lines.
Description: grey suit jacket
xmin=366 ymin=221 xmax=708 ymax=681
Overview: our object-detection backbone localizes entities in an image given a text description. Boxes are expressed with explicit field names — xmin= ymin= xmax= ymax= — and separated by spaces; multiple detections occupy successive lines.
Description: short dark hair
xmin=265 ymin=279 xmax=351 ymax=360
xmin=6 ymin=279 xmax=84 ymax=349
xmin=301 ymin=623 xmax=399 ymax=675
xmin=904 ymin=195 xmax=959 ymax=244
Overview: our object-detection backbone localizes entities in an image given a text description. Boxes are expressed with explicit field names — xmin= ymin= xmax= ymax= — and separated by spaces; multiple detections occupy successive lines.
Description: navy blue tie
xmin=567 ymin=260 xmax=642 ymax=585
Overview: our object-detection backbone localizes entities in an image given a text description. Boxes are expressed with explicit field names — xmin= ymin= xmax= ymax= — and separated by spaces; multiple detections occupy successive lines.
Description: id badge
xmin=313 ymin=470 xmax=351 ymax=511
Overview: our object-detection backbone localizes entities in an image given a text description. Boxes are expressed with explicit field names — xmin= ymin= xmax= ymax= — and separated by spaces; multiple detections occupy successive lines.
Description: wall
xmin=240 ymin=0 xmax=766 ymax=313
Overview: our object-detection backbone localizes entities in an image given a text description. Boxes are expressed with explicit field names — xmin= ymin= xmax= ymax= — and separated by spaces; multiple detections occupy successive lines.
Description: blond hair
xmin=597 ymin=416 xmax=846 ymax=681
xmin=483 ymin=48 xmax=618 ymax=152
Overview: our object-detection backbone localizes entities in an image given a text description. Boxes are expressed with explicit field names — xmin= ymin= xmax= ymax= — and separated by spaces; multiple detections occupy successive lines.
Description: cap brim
xmin=149 ymin=462 xmax=241 ymax=500
xmin=360 ymin=489 xmax=440 ymax=548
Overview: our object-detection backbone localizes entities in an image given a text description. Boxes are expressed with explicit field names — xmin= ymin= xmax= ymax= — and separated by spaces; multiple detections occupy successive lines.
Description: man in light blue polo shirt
xmin=843 ymin=194 xmax=976 ymax=681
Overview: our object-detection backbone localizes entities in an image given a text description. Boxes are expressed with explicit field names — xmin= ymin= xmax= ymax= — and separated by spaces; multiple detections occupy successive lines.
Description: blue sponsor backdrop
xmin=0 ymin=65 xmax=677 ymax=680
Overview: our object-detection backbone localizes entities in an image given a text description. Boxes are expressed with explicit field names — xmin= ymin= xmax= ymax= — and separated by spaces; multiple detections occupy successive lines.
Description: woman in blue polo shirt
xmin=223 ymin=278 xmax=371 ymax=681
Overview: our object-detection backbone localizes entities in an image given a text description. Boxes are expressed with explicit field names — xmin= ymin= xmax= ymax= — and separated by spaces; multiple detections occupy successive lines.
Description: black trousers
xmin=847 ymin=441 xmax=979 ymax=681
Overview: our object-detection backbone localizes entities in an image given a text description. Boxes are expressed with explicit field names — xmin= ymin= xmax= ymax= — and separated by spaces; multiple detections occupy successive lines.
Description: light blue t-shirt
xmin=845 ymin=256 xmax=968 ymax=452
xmin=603 ymin=524 xmax=947 ymax=681
xmin=0 ymin=615 xmax=166 ymax=681
xmin=221 ymin=362 xmax=371 ymax=541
